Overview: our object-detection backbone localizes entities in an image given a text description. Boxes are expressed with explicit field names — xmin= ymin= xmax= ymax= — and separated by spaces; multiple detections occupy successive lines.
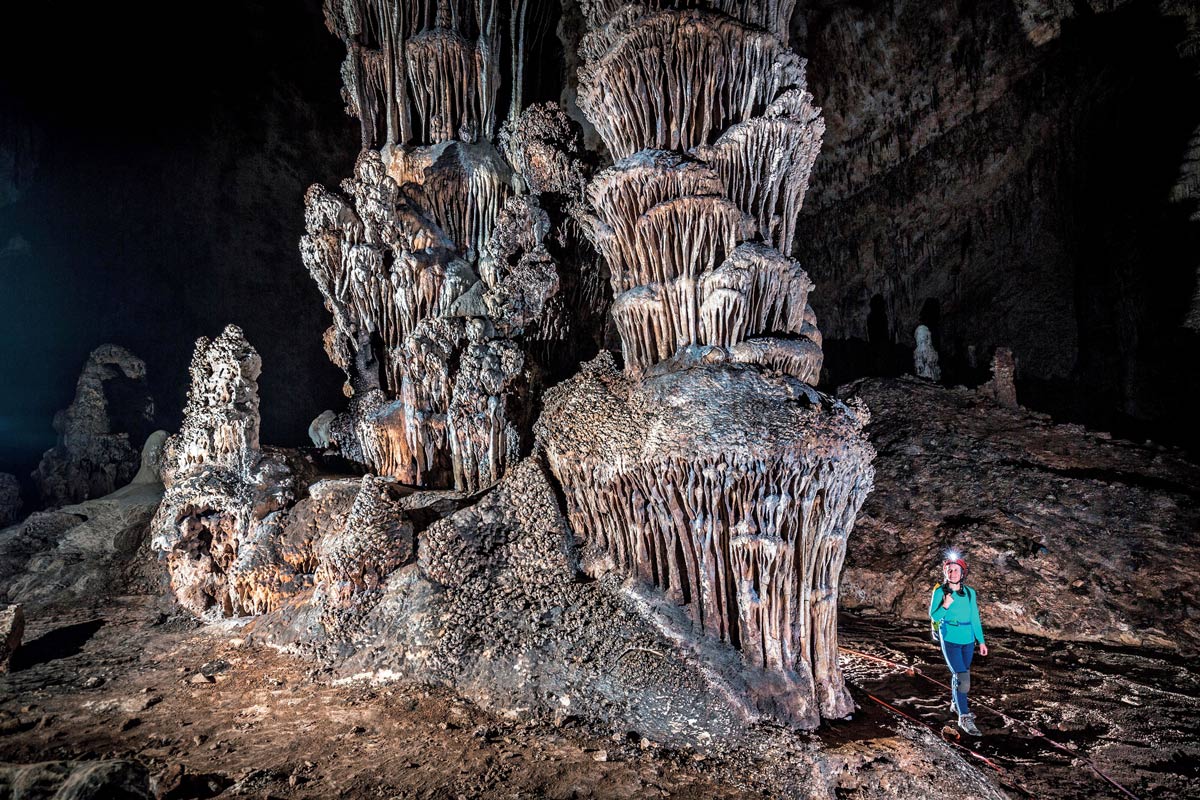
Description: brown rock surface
xmin=838 ymin=376 xmax=1200 ymax=654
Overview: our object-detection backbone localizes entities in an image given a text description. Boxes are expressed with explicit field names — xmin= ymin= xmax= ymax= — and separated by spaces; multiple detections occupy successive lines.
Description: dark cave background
xmin=2 ymin=0 xmax=1198 ymax=491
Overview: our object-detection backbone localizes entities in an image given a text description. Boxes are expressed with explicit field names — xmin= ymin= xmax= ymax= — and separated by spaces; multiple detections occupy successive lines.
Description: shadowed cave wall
xmin=792 ymin=0 xmax=1200 ymax=447
xmin=1 ymin=0 xmax=1197 ymax=490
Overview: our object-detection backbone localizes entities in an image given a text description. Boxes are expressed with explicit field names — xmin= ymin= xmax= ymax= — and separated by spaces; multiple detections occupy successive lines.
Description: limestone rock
xmin=1 ymin=604 xmax=22 ymax=673
xmin=32 ymin=345 xmax=156 ymax=508
xmin=256 ymin=458 xmax=823 ymax=742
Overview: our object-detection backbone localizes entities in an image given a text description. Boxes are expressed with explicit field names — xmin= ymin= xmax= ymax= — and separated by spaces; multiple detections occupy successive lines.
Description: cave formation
xmin=2 ymin=0 xmax=1199 ymax=798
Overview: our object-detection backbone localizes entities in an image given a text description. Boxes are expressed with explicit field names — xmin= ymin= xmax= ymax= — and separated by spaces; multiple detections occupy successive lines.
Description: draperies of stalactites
xmin=693 ymin=97 xmax=824 ymax=255
xmin=578 ymin=10 xmax=806 ymax=158
xmin=582 ymin=152 xmax=723 ymax=286
xmin=577 ymin=0 xmax=798 ymax=44
xmin=537 ymin=354 xmax=875 ymax=721
xmin=399 ymin=141 xmax=514 ymax=261
xmin=301 ymin=152 xmax=480 ymax=396
xmin=609 ymin=242 xmax=820 ymax=375
xmin=325 ymin=0 xmax=509 ymax=147
xmin=331 ymin=318 xmax=526 ymax=491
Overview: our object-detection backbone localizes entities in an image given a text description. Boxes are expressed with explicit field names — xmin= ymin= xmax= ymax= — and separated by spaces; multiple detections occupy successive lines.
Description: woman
xmin=929 ymin=553 xmax=988 ymax=736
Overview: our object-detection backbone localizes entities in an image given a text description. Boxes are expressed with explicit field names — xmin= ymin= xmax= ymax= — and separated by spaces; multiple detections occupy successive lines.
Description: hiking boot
xmin=957 ymin=713 xmax=981 ymax=736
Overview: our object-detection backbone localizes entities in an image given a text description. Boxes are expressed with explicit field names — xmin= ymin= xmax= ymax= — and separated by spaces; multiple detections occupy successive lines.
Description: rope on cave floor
xmin=839 ymin=646 xmax=1143 ymax=800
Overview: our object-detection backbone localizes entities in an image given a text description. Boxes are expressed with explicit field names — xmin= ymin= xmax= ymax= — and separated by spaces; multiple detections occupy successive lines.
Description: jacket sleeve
xmin=929 ymin=586 xmax=950 ymax=622
xmin=970 ymin=589 xmax=986 ymax=644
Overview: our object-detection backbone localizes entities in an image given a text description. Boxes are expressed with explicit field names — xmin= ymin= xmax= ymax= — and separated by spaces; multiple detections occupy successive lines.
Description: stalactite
xmin=578 ymin=10 xmax=806 ymax=158
xmin=325 ymin=0 xmax=508 ymax=148
xmin=693 ymin=109 xmax=825 ymax=255
xmin=578 ymin=0 xmax=798 ymax=44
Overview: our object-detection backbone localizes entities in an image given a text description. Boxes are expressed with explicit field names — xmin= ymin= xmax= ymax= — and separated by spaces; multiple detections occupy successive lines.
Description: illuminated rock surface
xmin=839 ymin=376 xmax=1200 ymax=655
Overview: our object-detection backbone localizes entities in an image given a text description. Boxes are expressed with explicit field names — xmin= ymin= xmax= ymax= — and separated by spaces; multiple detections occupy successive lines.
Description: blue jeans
xmin=940 ymin=640 xmax=975 ymax=715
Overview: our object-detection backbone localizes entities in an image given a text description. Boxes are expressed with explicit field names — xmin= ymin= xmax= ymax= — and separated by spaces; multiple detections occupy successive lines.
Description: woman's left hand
xmin=979 ymin=643 xmax=989 ymax=656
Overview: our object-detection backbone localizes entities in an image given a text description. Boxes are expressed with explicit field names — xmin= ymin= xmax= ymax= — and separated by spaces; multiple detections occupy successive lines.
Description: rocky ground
xmin=839 ymin=610 xmax=1200 ymax=800
xmin=839 ymin=377 xmax=1200 ymax=654
xmin=0 ymin=597 xmax=1001 ymax=800
xmin=2 ymin=377 xmax=1198 ymax=798
xmin=2 ymin=596 xmax=1195 ymax=799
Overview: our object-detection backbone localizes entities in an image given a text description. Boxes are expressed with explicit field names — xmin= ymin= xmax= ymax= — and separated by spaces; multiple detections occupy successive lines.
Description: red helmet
xmin=942 ymin=555 xmax=968 ymax=577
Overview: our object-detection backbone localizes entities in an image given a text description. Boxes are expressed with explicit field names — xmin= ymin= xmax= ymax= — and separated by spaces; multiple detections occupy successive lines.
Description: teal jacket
xmin=929 ymin=584 xmax=986 ymax=646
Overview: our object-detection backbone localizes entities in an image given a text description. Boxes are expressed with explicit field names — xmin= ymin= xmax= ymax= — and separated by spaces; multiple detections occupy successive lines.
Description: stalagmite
xmin=913 ymin=324 xmax=941 ymax=381
xmin=979 ymin=347 xmax=1019 ymax=408
xmin=32 ymin=345 xmax=157 ymax=508
xmin=314 ymin=475 xmax=414 ymax=635
xmin=151 ymin=326 xmax=309 ymax=619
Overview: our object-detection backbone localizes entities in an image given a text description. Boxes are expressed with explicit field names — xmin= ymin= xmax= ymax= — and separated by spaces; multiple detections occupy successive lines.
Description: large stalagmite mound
xmin=539 ymin=352 xmax=874 ymax=724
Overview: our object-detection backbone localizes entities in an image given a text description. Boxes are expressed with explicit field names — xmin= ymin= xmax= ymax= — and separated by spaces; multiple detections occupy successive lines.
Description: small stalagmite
xmin=151 ymin=326 xmax=308 ymax=619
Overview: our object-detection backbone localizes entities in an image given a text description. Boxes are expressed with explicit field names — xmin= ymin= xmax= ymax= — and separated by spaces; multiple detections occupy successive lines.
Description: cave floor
xmin=0 ymin=596 xmax=755 ymax=799
xmin=2 ymin=598 xmax=1196 ymax=799
xmin=837 ymin=610 xmax=1200 ymax=800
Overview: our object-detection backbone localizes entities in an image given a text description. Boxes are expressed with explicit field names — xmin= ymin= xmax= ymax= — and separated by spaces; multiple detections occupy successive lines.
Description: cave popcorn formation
xmin=156 ymin=0 xmax=875 ymax=733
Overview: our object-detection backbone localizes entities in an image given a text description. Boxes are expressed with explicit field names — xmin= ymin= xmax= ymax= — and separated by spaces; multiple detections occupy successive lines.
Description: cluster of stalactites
xmin=575 ymin=6 xmax=827 ymax=380
xmin=609 ymin=242 xmax=822 ymax=379
xmin=578 ymin=0 xmax=797 ymax=44
xmin=553 ymin=450 xmax=864 ymax=681
xmin=578 ymin=9 xmax=806 ymax=159
xmin=331 ymin=317 xmax=526 ymax=492
xmin=693 ymin=90 xmax=824 ymax=255
xmin=325 ymin=0 xmax=505 ymax=147
xmin=400 ymin=141 xmax=514 ymax=261
xmin=167 ymin=325 xmax=262 ymax=479
xmin=302 ymin=149 xmax=511 ymax=395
